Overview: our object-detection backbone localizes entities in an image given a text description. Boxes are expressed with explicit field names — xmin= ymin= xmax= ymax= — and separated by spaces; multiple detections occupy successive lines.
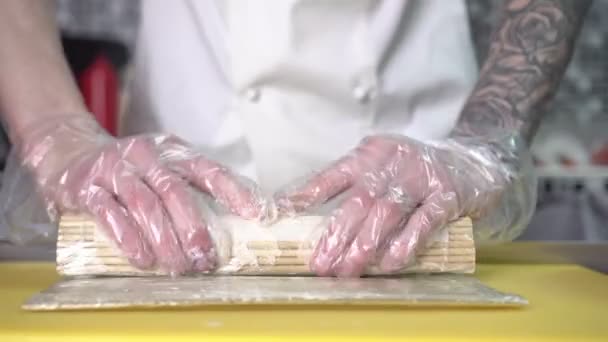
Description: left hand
xmin=275 ymin=135 xmax=506 ymax=277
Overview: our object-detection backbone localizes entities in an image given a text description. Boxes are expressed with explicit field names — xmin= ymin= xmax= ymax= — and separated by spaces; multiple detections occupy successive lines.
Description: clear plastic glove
xmin=276 ymin=134 xmax=535 ymax=277
xmin=13 ymin=115 xmax=268 ymax=275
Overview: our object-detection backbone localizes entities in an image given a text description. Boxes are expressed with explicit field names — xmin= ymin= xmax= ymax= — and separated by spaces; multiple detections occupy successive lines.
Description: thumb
xmin=274 ymin=159 xmax=354 ymax=215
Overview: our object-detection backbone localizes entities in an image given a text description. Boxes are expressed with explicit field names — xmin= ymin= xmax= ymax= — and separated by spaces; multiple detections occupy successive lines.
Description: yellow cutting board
xmin=1 ymin=262 xmax=607 ymax=341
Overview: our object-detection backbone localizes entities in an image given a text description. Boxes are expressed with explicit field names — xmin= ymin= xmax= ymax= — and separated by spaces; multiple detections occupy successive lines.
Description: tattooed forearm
xmin=454 ymin=0 xmax=591 ymax=142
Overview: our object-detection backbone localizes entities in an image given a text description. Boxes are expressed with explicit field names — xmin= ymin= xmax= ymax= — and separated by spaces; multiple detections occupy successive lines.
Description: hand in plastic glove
xmin=19 ymin=115 xmax=268 ymax=275
xmin=276 ymin=135 xmax=511 ymax=277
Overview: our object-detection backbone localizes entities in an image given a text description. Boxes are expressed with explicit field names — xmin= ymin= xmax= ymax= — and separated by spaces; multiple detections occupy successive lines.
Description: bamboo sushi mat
xmin=57 ymin=215 xmax=475 ymax=276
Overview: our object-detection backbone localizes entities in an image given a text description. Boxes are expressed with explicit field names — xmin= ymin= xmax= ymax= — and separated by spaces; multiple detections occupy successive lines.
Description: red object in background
xmin=591 ymin=144 xmax=608 ymax=165
xmin=78 ymin=55 xmax=118 ymax=136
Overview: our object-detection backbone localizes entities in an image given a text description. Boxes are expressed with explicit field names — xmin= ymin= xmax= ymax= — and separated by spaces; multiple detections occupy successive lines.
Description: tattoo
xmin=454 ymin=0 xmax=591 ymax=142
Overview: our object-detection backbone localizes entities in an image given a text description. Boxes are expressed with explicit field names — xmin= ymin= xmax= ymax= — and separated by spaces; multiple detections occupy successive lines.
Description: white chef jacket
xmin=123 ymin=0 xmax=478 ymax=193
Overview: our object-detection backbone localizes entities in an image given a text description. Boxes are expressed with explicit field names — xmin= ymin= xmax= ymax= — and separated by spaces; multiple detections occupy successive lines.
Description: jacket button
xmin=353 ymin=84 xmax=376 ymax=103
xmin=246 ymin=88 xmax=261 ymax=102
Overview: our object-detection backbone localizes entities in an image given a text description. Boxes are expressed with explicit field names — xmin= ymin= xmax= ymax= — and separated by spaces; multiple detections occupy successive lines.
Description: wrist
xmin=18 ymin=114 xmax=108 ymax=176
xmin=18 ymin=113 xmax=103 ymax=147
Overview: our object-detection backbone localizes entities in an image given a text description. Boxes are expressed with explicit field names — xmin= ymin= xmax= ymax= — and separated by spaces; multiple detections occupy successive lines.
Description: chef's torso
xmin=123 ymin=0 xmax=478 ymax=193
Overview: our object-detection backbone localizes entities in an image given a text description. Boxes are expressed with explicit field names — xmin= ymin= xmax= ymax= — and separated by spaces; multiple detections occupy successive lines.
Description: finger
xmin=145 ymin=169 xmax=216 ymax=272
xmin=334 ymin=197 xmax=416 ymax=277
xmin=310 ymin=187 xmax=374 ymax=276
xmin=94 ymin=159 xmax=189 ymax=275
xmin=275 ymin=157 xmax=355 ymax=214
xmin=378 ymin=194 xmax=456 ymax=272
xmin=123 ymin=140 xmax=217 ymax=272
xmin=172 ymin=157 xmax=267 ymax=220
xmin=276 ymin=137 xmax=400 ymax=214
xmin=141 ymin=135 xmax=267 ymax=220
xmin=83 ymin=186 xmax=155 ymax=269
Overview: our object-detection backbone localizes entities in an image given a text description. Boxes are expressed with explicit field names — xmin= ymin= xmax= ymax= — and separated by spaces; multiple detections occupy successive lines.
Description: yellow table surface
xmin=1 ymin=262 xmax=606 ymax=342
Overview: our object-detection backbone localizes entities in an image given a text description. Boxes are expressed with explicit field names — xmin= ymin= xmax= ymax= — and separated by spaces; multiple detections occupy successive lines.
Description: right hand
xmin=18 ymin=115 xmax=269 ymax=275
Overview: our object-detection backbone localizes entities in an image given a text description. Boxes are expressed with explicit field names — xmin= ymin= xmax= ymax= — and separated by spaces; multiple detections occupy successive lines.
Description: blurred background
xmin=0 ymin=0 xmax=606 ymax=259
